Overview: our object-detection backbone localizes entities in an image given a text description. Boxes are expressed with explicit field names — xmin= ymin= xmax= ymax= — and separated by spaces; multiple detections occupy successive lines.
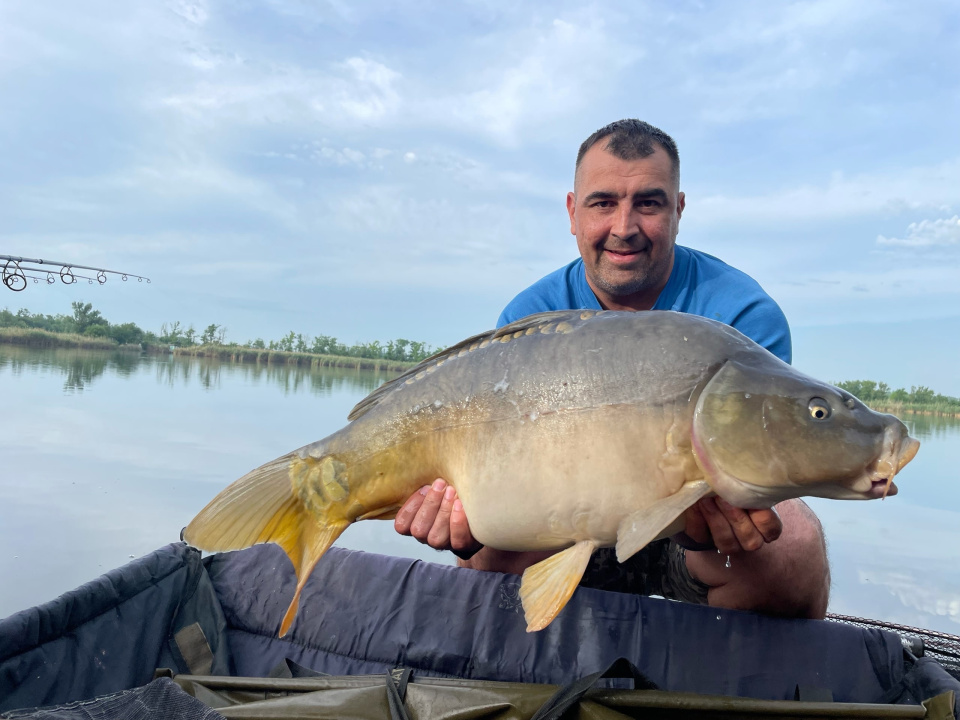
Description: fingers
xmin=747 ymin=506 xmax=783 ymax=543
xmin=450 ymin=498 xmax=481 ymax=557
xmin=699 ymin=497 xmax=765 ymax=554
xmin=394 ymin=479 xmax=481 ymax=557
xmin=426 ymin=485 xmax=457 ymax=548
xmin=394 ymin=485 xmax=430 ymax=536
xmin=678 ymin=504 xmax=714 ymax=549
xmin=408 ymin=479 xmax=447 ymax=543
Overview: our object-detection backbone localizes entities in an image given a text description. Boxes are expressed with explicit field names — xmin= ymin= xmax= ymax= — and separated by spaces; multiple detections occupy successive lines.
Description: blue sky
xmin=3 ymin=0 xmax=959 ymax=393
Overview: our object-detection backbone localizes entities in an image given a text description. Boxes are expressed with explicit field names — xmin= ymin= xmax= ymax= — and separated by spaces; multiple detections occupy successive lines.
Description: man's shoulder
xmin=671 ymin=246 xmax=777 ymax=313
xmin=672 ymin=246 xmax=792 ymax=363
xmin=497 ymin=259 xmax=591 ymax=327
xmin=678 ymin=246 xmax=762 ymax=291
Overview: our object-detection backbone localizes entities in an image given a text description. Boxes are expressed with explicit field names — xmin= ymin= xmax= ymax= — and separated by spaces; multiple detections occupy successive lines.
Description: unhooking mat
xmin=2 ymin=542 xmax=958 ymax=716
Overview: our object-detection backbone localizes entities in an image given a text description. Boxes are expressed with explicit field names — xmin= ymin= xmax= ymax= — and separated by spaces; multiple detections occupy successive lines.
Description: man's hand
xmin=394 ymin=479 xmax=483 ymax=559
xmin=677 ymin=497 xmax=783 ymax=554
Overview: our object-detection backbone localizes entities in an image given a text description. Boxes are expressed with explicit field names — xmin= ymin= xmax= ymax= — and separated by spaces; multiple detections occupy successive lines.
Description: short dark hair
xmin=575 ymin=119 xmax=680 ymax=182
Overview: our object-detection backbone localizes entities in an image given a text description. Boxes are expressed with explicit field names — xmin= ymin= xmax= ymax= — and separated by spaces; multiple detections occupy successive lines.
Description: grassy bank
xmin=0 ymin=326 xmax=134 ymax=351
xmin=174 ymin=344 xmax=417 ymax=373
xmin=871 ymin=403 xmax=960 ymax=419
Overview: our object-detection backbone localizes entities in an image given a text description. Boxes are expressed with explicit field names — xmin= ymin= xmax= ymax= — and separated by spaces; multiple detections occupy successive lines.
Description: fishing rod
xmin=0 ymin=255 xmax=150 ymax=292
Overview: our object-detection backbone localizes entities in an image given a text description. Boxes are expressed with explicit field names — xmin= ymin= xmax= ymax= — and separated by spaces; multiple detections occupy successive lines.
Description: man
xmin=395 ymin=119 xmax=830 ymax=619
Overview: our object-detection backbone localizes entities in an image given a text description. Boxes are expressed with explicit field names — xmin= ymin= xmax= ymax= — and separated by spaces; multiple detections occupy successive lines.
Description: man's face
xmin=567 ymin=142 xmax=685 ymax=311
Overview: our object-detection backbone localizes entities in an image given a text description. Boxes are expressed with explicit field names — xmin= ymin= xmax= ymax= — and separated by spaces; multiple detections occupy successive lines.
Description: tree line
xmin=0 ymin=303 xmax=436 ymax=363
xmin=835 ymin=379 xmax=960 ymax=413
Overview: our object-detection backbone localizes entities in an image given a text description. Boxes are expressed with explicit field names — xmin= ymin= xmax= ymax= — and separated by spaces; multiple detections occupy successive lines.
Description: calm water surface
xmin=2 ymin=345 xmax=959 ymax=633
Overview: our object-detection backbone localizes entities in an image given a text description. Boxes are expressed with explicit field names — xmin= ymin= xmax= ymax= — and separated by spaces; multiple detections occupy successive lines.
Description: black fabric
xmin=0 ymin=677 xmax=223 ymax=720
xmin=0 ymin=544 xmax=230 ymax=713
xmin=882 ymin=653 xmax=960 ymax=717
xmin=207 ymin=543 xmax=910 ymax=702
xmin=4 ymin=541 xmax=959 ymax=718
xmin=530 ymin=657 xmax=658 ymax=720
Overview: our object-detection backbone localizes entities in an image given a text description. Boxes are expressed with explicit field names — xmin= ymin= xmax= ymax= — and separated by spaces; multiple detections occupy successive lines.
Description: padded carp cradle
xmin=1 ymin=544 xmax=958 ymax=718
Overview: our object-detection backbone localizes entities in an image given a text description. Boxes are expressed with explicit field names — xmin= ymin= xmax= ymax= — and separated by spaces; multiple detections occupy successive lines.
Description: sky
xmin=2 ymin=0 xmax=959 ymax=394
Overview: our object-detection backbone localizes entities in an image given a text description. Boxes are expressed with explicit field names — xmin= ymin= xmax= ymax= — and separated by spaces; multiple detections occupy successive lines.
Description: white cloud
xmin=689 ymin=159 xmax=960 ymax=227
xmin=167 ymin=0 xmax=208 ymax=26
xmin=878 ymin=216 xmax=960 ymax=248
xmin=435 ymin=13 xmax=641 ymax=145
xmin=158 ymin=54 xmax=403 ymax=128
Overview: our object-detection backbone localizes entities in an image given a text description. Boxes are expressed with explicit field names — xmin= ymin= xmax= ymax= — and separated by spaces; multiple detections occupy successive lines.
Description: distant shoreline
xmin=0 ymin=327 xmax=137 ymax=351
xmin=0 ymin=327 xmax=415 ymax=373
xmin=173 ymin=344 xmax=416 ymax=373
xmin=871 ymin=404 xmax=960 ymax=419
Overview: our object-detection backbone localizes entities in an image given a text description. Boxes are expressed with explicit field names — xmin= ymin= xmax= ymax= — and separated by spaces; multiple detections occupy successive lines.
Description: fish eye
xmin=808 ymin=398 xmax=831 ymax=421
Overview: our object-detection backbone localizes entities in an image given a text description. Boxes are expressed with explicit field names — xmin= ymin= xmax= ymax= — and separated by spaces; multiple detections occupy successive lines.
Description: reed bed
xmin=0 ymin=327 xmax=122 ymax=351
xmin=173 ymin=344 xmax=416 ymax=373
xmin=872 ymin=402 xmax=960 ymax=419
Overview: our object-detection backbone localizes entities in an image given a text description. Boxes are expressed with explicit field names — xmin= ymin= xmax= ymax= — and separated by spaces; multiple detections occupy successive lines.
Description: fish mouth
xmin=861 ymin=435 xmax=920 ymax=500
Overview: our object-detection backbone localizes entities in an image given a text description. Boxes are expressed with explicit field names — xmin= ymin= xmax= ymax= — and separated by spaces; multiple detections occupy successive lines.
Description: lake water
xmin=2 ymin=345 xmax=959 ymax=633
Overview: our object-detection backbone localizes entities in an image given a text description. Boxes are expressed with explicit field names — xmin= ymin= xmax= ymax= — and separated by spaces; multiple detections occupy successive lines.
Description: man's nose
xmin=611 ymin=204 xmax=640 ymax=239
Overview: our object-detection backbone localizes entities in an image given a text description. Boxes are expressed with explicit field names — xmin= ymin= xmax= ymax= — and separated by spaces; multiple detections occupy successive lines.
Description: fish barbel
xmin=184 ymin=310 xmax=920 ymax=635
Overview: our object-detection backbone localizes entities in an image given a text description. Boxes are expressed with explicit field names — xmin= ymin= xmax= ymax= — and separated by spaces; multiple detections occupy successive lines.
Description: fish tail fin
xmin=182 ymin=450 xmax=350 ymax=637
xmin=279 ymin=519 xmax=349 ymax=637
xmin=183 ymin=453 xmax=303 ymax=553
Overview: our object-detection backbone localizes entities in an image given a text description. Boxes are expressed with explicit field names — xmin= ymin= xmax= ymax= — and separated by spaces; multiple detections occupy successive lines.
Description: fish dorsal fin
xmin=347 ymin=328 xmax=492 ymax=421
xmin=346 ymin=310 xmax=592 ymax=422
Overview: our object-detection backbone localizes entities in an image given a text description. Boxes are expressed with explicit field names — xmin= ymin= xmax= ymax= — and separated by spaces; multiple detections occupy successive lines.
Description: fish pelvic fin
xmin=520 ymin=540 xmax=597 ymax=632
xmin=615 ymin=480 xmax=712 ymax=563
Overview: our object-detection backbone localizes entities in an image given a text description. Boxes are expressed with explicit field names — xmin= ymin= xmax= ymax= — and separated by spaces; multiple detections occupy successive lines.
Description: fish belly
xmin=445 ymin=404 xmax=691 ymax=552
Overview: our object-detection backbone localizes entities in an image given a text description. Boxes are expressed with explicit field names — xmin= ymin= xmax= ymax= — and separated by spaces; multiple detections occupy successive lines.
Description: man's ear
xmin=676 ymin=191 xmax=686 ymax=220
xmin=566 ymin=192 xmax=577 ymax=235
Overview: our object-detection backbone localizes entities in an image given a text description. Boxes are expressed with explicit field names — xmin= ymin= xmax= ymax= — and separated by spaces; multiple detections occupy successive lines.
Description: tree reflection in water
xmin=0 ymin=345 xmax=392 ymax=396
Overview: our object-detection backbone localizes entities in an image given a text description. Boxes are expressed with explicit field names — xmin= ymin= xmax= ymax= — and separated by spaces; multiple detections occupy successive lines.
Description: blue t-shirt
xmin=498 ymin=245 xmax=792 ymax=363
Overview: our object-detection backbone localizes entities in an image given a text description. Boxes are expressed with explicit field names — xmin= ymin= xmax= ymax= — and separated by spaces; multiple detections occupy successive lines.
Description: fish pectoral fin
xmin=519 ymin=540 xmax=597 ymax=633
xmin=616 ymin=480 xmax=712 ymax=563
xmin=279 ymin=519 xmax=349 ymax=638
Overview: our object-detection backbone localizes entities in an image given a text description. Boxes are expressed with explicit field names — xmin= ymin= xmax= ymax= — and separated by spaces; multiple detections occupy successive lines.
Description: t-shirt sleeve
xmin=497 ymin=271 xmax=573 ymax=328
xmin=730 ymin=297 xmax=793 ymax=364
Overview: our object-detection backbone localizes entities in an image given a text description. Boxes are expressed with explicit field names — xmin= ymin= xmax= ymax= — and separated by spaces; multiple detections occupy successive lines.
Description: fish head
xmin=690 ymin=360 xmax=920 ymax=508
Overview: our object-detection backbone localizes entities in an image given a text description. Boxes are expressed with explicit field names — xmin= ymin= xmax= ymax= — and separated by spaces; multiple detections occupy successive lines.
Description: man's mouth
xmin=603 ymin=247 xmax=645 ymax=265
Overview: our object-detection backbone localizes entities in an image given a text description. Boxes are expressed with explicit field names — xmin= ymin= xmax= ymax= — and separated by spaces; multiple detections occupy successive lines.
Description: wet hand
xmin=394 ymin=479 xmax=483 ymax=559
xmin=679 ymin=498 xmax=783 ymax=554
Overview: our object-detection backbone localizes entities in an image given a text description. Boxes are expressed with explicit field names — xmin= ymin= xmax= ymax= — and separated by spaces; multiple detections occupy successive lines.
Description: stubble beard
xmin=589 ymin=251 xmax=672 ymax=302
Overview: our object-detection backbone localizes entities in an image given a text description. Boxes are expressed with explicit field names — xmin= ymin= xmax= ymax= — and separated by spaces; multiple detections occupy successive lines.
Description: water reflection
xmin=904 ymin=413 xmax=960 ymax=441
xmin=0 ymin=345 xmax=391 ymax=397
xmin=0 ymin=345 xmax=442 ymax=622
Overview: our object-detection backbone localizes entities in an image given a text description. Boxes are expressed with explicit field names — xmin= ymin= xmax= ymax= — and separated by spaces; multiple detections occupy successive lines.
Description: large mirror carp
xmin=184 ymin=310 xmax=920 ymax=635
